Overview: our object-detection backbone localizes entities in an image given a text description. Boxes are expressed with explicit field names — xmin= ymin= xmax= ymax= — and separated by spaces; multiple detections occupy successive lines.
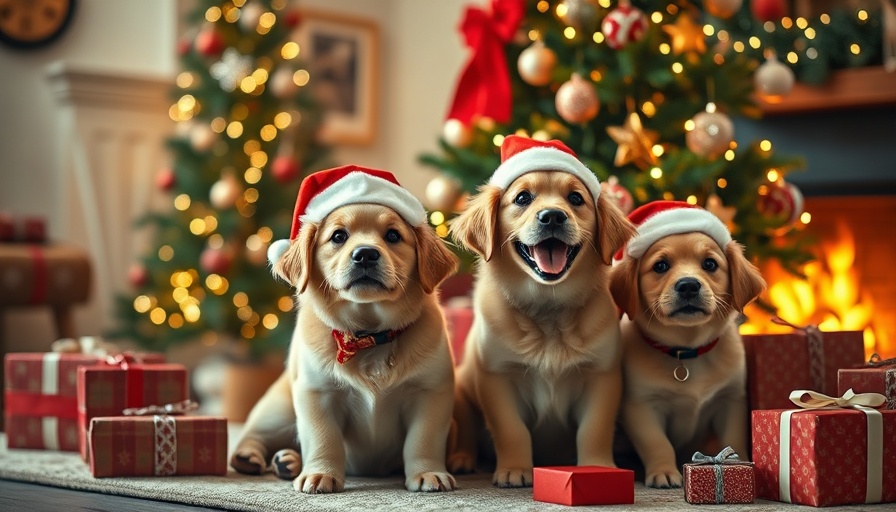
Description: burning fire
xmin=741 ymin=221 xmax=886 ymax=359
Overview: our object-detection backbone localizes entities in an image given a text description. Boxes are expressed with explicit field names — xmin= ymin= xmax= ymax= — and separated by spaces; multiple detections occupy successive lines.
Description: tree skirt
xmin=0 ymin=431 xmax=873 ymax=512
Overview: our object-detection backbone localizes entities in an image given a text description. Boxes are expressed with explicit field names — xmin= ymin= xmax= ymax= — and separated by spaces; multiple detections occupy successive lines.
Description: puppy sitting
xmin=230 ymin=166 xmax=459 ymax=493
xmin=609 ymin=201 xmax=766 ymax=488
xmin=449 ymin=136 xmax=636 ymax=487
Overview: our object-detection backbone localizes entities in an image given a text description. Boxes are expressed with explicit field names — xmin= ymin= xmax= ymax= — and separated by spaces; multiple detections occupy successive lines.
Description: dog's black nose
xmin=537 ymin=209 xmax=568 ymax=226
xmin=675 ymin=277 xmax=701 ymax=299
xmin=351 ymin=246 xmax=380 ymax=269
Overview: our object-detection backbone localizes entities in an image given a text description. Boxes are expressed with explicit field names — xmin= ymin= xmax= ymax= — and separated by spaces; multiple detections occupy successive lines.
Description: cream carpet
xmin=0 ymin=427 xmax=880 ymax=512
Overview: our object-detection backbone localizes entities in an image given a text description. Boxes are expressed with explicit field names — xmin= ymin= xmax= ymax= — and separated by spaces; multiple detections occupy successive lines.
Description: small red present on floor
xmin=838 ymin=356 xmax=896 ymax=410
xmin=533 ymin=465 xmax=634 ymax=506
xmin=682 ymin=446 xmax=754 ymax=504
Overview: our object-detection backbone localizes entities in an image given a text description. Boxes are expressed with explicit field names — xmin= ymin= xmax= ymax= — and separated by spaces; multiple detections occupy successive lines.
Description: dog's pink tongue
xmin=533 ymin=242 xmax=568 ymax=274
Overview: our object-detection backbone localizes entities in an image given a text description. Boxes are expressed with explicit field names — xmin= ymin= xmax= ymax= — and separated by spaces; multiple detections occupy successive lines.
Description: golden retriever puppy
xmin=230 ymin=166 xmax=459 ymax=494
xmin=609 ymin=201 xmax=766 ymax=488
xmin=449 ymin=136 xmax=636 ymax=487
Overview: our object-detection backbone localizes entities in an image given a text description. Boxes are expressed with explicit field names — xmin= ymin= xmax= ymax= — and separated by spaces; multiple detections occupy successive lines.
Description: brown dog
xmin=448 ymin=136 xmax=636 ymax=487
xmin=230 ymin=167 xmax=459 ymax=493
xmin=609 ymin=201 xmax=765 ymax=488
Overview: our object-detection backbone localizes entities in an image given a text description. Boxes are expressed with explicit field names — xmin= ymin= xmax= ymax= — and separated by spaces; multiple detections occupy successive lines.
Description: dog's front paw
xmin=493 ymin=467 xmax=533 ymax=488
xmin=230 ymin=449 xmax=267 ymax=475
xmin=406 ymin=471 xmax=457 ymax=492
xmin=645 ymin=467 xmax=683 ymax=489
xmin=294 ymin=472 xmax=345 ymax=494
xmin=272 ymin=449 xmax=302 ymax=480
xmin=446 ymin=451 xmax=476 ymax=474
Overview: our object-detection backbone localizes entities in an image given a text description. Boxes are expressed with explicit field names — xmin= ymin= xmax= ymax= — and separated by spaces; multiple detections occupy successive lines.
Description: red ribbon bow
xmin=332 ymin=329 xmax=404 ymax=364
xmin=446 ymin=0 xmax=525 ymax=125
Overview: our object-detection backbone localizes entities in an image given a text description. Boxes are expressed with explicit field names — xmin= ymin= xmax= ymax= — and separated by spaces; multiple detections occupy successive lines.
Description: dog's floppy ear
xmin=450 ymin=184 xmax=502 ymax=261
xmin=415 ymin=225 xmax=459 ymax=294
xmin=725 ymin=241 xmax=766 ymax=312
xmin=595 ymin=194 xmax=637 ymax=265
xmin=274 ymin=223 xmax=318 ymax=293
xmin=609 ymin=256 xmax=640 ymax=319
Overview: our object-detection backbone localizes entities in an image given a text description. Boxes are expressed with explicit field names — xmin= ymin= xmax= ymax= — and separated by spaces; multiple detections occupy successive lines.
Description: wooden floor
xmin=0 ymin=480 xmax=224 ymax=511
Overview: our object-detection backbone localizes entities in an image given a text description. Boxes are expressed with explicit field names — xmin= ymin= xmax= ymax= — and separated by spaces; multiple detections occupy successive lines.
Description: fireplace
xmin=742 ymin=195 xmax=896 ymax=359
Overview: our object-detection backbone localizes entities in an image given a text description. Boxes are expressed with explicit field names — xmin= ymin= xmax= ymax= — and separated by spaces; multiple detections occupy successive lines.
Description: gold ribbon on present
xmin=122 ymin=399 xmax=198 ymax=416
xmin=51 ymin=336 xmax=119 ymax=357
xmin=779 ymin=389 xmax=886 ymax=504
xmin=771 ymin=317 xmax=826 ymax=392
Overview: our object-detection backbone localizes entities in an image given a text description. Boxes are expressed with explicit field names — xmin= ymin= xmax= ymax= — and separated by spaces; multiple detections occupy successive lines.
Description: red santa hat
xmin=267 ymin=165 xmax=426 ymax=266
xmin=489 ymin=135 xmax=601 ymax=203
xmin=618 ymin=200 xmax=732 ymax=260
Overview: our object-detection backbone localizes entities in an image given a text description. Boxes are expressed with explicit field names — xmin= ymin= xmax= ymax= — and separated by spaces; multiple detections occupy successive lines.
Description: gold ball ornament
xmin=686 ymin=109 xmax=734 ymax=158
xmin=238 ymin=2 xmax=265 ymax=31
xmin=555 ymin=73 xmax=599 ymax=124
xmin=704 ymin=0 xmax=743 ymax=18
xmin=517 ymin=41 xmax=557 ymax=87
xmin=558 ymin=0 xmax=599 ymax=28
xmin=754 ymin=55 xmax=795 ymax=103
xmin=442 ymin=119 xmax=473 ymax=148
xmin=210 ymin=174 xmax=243 ymax=209
xmin=270 ymin=67 xmax=298 ymax=99
xmin=424 ymin=176 xmax=463 ymax=212
xmin=190 ymin=123 xmax=218 ymax=152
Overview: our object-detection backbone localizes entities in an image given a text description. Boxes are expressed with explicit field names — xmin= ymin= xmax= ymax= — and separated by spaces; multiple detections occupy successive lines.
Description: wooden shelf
xmin=757 ymin=66 xmax=896 ymax=115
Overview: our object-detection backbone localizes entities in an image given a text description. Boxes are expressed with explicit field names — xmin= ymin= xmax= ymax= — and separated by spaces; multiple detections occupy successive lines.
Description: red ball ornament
xmin=200 ymin=247 xmax=232 ymax=274
xmin=601 ymin=5 xmax=648 ymax=50
xmin=601 ymin=176 xmax=634 ymax=215
xmin=271 ymin=156 xmax=300 ymax=183
xmin=177 ymin=37 xmax=192 ymax=56
xmin=750 ymin=0 xmax=787 ymax=22
xmin=195 ymin=28 xmax=225 ymax=57
xmin=284 ymin=10 xmax=302 ymax=28
xmin=758 ymin=180 xmax=804 ymax=228
xmin=156 ymin=168 xmax=176 ymax=192
xmin=128 ymin=264 xmax=149 ymax=288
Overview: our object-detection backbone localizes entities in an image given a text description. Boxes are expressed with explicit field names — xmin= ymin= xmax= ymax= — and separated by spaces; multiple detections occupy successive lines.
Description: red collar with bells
xmin=332 ymin=328 xmax=405 ymax=364
xmin=640 ymin=332 xmax=720 ymax=360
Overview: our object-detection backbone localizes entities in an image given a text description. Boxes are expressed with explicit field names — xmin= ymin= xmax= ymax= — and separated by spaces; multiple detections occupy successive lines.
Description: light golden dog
xmin=449 ymin=163 xmax=635 ymax=487
xmin=610 ymin=223 xmax=765 ymax=488
xmin=230 ymin=198 xmax=459 ymax=493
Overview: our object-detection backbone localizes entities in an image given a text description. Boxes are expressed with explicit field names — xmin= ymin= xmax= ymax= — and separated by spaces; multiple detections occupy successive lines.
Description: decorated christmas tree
xmin=112 ymin=0 xmax=331 ymax=360
xmin=420 ymin=0 xmax=885 ymax=275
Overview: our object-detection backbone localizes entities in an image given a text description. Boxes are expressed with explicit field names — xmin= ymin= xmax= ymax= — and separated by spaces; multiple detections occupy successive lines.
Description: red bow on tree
xmin=446 ymin=0 xmax=525 ymax=126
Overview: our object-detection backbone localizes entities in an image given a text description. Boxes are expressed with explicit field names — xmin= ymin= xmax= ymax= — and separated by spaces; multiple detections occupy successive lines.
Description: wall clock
xmin=0 ymin=0 xmax=76 ymax=49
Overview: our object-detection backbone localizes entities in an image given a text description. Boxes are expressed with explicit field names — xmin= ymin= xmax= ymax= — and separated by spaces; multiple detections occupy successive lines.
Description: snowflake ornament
xmin=210 ymin=48 xmax=253 ymax=92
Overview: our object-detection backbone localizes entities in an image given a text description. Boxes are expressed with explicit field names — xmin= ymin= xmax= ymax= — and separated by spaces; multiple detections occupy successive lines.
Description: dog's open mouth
xmin=346 ymin=276 xmax=386 ymax=290
xmin=514 ymin=239 xmax=581 ymax=281
xmin=670 ymin=305 xmax=709 ymax=316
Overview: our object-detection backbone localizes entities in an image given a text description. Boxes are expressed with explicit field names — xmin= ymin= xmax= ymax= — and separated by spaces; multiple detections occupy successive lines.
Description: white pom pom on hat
xmin=489 ymin=135 xmax=601 ymax=203
xmin=615 ymin=200 xmax=732 ymax=261
xmin=267 ymin=165 xmax=427 ymax=267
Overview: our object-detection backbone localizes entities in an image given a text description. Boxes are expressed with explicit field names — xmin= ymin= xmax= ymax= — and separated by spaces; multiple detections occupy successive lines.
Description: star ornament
xmin=705 ymin=194 xmax=736 ymax=230
xmin=662 ymin=13 xmax=707 ymax=55
xmin=606 ymin=112 xmax=660 ymax=169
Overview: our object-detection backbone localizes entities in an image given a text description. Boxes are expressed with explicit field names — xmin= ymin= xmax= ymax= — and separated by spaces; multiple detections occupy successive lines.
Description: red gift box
xmin=533 ymin=466 xmax=634 ymax=506
xmin=4 ymin=351 xmax=165 ymax=451
xmin=743 ymin=327 xmax=864 ymax=410
xmin=89 ymin=415 xmax=227 ymax=477
xmin=752 ymin=390 xmax=896 ymax=507
xmin=683 ymin=447 xmax=755 ymax=504
xmin=839 ymin=363 xmax=896 ymax=410
xmin=78 ymin=358 xmax=188 ymax=461
xmin=443 ymin=304 xmax=473 ymax=366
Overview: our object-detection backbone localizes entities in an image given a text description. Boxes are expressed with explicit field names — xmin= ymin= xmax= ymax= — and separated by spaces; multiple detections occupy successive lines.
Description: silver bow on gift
xmin=690 ymin=446 xmax=749 ymax=504
xmin=122 ymin=399 xmax=198 ymax=416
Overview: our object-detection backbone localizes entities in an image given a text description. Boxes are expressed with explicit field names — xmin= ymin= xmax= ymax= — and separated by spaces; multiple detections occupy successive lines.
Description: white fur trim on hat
xmin=626 ymin=208 xmax=732 ymax=259
xmin=301 ymin=171 xmax=427 ymax=227
xmin=267 ymin=238 xmax=291 ymax=267
xmin=489 ymin=146 xmax=601 ymax=203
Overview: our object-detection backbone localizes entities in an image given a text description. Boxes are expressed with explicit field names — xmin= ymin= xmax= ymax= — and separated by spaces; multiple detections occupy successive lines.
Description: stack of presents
xmin=4 ymin=339 xmax=227 ymax=477
xmin=445 ymin=308 xmax=896 ymax=507
xmin=5 ymin=322 xmax=896 ymax=507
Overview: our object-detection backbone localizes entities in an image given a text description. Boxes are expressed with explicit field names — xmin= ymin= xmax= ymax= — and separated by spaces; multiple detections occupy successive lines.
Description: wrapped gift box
xmin=839 ymin=365 xmax=896 ymax=410
xmin=533 ymin=466 xmax=634 ymax=506
xmin=89 ymin=415 xmax=227 ymax=477
xmin=752 ymin=405 xmax=896 ymax=506
xmin=743 ymin=330 xmax=864 ymax=410
xmin=4 ymin=351 xmax=165 ymax=451
xmin=443 ymin=304 xmax=473 ymax=366
xmin=683 ymin=448 xmax=755 ymax=504
xmin=78 ymin=361 xmax=187 ymax=461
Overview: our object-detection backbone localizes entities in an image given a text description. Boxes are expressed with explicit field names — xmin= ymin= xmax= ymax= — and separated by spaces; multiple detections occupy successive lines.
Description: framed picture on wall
xmin=296 ymin=10 xmax=378 ymax=146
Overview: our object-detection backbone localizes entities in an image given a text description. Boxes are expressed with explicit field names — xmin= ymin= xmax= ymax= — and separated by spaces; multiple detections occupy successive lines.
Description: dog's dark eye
xmin=514 ymin=191 xmax=533 ymax=206
xmin=385 ymin=229 xmax=402 ymax=243
xmin=568 ymin=192 xmax=585 ymax=206
xmin=653 ymin=260 xmax=670 ymax=274
xmin=702 ymin=258 xmax=719 ymax=272
xmin=330 ymin=229 xmax=348 ymax=244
